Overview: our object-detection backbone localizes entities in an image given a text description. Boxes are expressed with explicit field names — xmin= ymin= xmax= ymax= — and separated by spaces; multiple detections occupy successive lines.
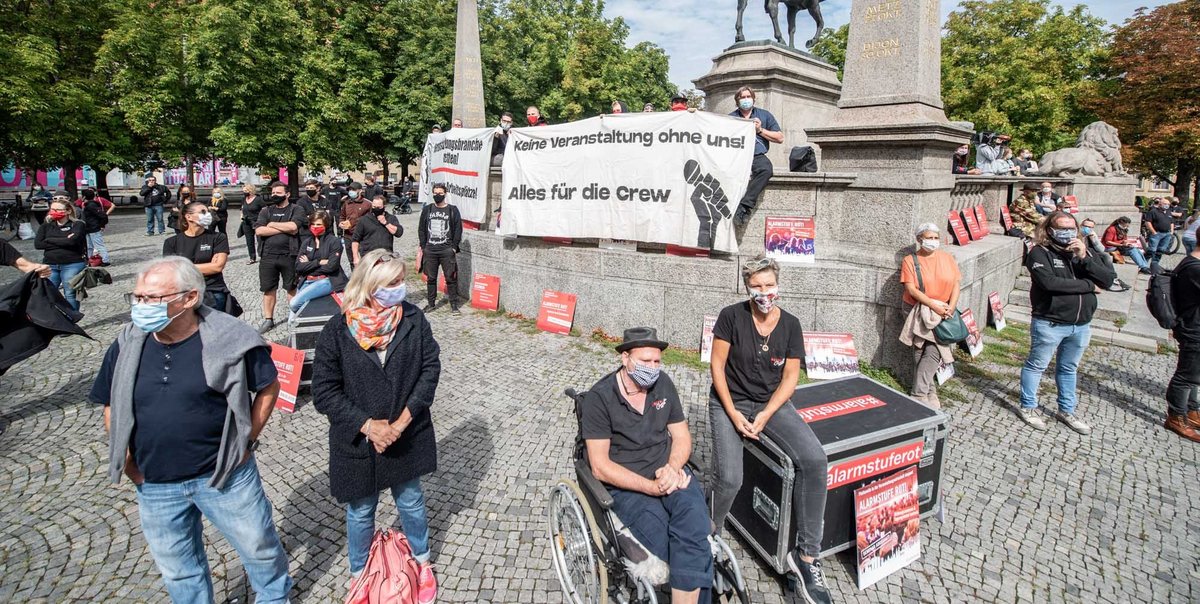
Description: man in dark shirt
xmin=580 ymin=327 xmax=712 ymax=603
xmin=139 ymin=175 xmax=171 ymax=236
xmin=320 ymin=178 xmax=347 ymax=217
xmin=352 ymin=195 xmax=403 ymax=264
xmin=1143 ymin=197 xmax=1176 ymax=263
xmin=1166 ymin=245 xmax=1200 ymax=442
xmin=299 ymin=178 xmax=323 ymax=216
xmin=89 ymin=256 xmax=291 ymax=603
xmin=491 ymin=112 xmax=513 ymax=166
xmin=254 ymin=181 xmax=307 ymax=334
xmin=729 ymin=86 xmax=783 ymax=228
xmin=361 ymin=174 xmax=384 ymax=202
xmin=417 ymin=183 xmax=463 ymax=313
xmin=0 ymin=239 xmax=50 ymax=276
xmin=339 ymin=182 xmax=372 ymax=268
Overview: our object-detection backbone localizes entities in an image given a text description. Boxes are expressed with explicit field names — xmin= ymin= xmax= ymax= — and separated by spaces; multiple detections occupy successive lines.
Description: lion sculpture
xmin=1037 ymin=121 xmax=1126 ymax=177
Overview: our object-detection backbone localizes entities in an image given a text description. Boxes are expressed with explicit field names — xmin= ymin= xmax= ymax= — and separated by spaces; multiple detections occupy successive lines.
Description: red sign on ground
xmin=665 ymin=244 xmax=710 ymax=258
xmin=947 ymin=211 xmax=971 ymax=245
xmin=471 ymin=273 xmax=500 ymax=311
xmin=537 ymin=290 xmax=577 ymax=335
xmin=827 ymin=440 xmax=924 ymax=490
xmin=988 ymin=291 xmax=1006 ymax=331
xmin=973 ymin=205 xmax=990 ymax=236
xmin=961 ymin=209 xmax=984 ymax=241
xmin=270 ymin=343 xmax=306 ymax=413
xmin=999 ymin=204 xmax=1014 ymax=231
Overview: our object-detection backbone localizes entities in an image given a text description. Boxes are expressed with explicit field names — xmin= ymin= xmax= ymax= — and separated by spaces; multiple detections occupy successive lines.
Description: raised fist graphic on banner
xmin=684 ymin=159 xmax=732 ymax=249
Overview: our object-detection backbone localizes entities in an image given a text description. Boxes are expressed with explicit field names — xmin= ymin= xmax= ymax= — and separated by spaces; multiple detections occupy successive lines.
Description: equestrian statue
xmin=736 ymin=0 xmax=827 ymax=49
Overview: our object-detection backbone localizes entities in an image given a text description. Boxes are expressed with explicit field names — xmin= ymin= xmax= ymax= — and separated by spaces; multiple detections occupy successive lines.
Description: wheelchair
xmin=548 ymin=388 xmax=750 ymax=604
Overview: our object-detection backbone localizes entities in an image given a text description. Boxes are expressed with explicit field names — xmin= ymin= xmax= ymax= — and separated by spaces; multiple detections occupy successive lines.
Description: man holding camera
xmin=975 ymin=133 xmax=1011 ymax=176
xmin=140 ymin=175 xmax=172 ymax=236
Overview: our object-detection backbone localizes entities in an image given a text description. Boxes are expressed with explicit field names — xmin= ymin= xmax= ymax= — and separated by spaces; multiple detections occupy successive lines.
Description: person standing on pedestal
xmin=729 ymin=86 xmax=783 ymax=228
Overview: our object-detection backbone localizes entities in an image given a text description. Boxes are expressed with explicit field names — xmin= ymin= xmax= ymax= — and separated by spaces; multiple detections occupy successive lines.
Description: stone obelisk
xmin=452 ymin=0 xmax=486 ymax=128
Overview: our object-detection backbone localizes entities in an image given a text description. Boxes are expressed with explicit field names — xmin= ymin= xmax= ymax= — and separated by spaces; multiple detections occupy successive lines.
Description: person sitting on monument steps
xmin=975 ymin=132 xmax=1010 ymax=175
xmin=708 ymin=255 xmax=833 ymax=604
xmin=729 ymin=86 xmax=783 ymax=228
xmin=1017 ymin=212 xmax=1116 ymax=434
xmin=952 ymin=144 xmax=981 ymax=175
xmin=899 ymin=223 xmax=961 ymax=409
xmin=1080 ymin=218 xmax=1131 ymax=292
xmin=526 ymin=105 xmax=549 ymax=126
xmin=581 ymin=327 xmax=714 ymax=604
xmin=491 ymin=111 xmax=513 ymax=166
xmin=1008 ymin=183 xmax=1043 ymax=238
xmin=1100 ymin=216 xmax=1151 ymax=273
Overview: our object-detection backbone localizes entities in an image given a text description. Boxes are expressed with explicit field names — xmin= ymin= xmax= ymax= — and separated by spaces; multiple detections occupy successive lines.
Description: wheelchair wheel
xmin=1166 ymin=233 xmax=1181 ymax=255
xmin=548 ymin=480 xmax=609 ymax=603
xmin=711 ymin=534 xmax=750 ymax=603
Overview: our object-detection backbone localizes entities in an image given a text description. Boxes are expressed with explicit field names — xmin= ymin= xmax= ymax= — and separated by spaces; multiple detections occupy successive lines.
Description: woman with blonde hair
xmin=311 ymin=249 xmax=440 ymax=603
xmin=34 ymin=196 xmax=87 ymax=310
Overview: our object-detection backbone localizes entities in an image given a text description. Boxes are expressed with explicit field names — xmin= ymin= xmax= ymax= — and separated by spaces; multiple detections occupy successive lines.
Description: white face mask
xmin=921 ymin=238 xmax=940 ymax=251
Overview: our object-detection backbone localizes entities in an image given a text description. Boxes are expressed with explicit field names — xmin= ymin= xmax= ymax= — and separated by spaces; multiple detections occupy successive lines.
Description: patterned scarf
xmin=345 ymin=304 xmax=403 ymax=351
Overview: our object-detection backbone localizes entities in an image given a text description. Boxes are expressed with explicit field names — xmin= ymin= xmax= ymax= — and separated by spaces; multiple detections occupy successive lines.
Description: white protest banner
xmin=499 ymin=112 xmax=755 ymax=253
xmin=420 ymin=127 xmax=494 ymax=223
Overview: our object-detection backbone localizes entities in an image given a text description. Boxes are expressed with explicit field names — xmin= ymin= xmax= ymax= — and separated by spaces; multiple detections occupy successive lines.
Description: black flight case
xmin=286 ymin=294 xmax=342 ymax=388
xmin=723 ymin=375 xmax=949 ymax=574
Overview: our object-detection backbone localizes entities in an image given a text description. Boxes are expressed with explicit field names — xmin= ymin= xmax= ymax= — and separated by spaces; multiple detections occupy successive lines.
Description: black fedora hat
xmin=616 ymin=327 xmax=668 ymax=353
xmin=1021 ymin=182 xmax=1039 ymax=192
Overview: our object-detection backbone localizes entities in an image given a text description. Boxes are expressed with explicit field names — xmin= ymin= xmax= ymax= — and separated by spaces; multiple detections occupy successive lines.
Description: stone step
xmin=1002 ymin=305 xmax=1161 ymax=353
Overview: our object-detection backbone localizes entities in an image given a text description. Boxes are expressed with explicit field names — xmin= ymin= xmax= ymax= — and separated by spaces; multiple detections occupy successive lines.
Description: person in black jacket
xmin=208 ymin=187 xmax=229 ymax=234
xmin=140 ymin=175 xmax=171 ymax=236
xmin=351 ymin=195 xmax=403 ymax=264
xmin=239 ymin=182 xmax=266 ymax=265
xmin=164 ymin=201 xmax=231 ymax=311
xmin=491 ymin=112 xmax=513 ymax=166
xmin=361 ymin=174 xmax=384 ymax=202
xmin=81 ymin=188 xmax=111 ymax=266
xmin=287 ymin=210 xmax=348 ymax=322
xmin=418 ymin=183 xmax=463 ymax=313
xmin=310 ymin=248 xmax=440 ymax=601
xmin=1018 ymin=211 xmax=1116 ymax=434
xmin=1165 ymin=245 xmax=1200 ymax=442
xmin=34 ymin=197 xmax=88 ymax=310
xmin=254 ymin=181 xmax=308 ymax=334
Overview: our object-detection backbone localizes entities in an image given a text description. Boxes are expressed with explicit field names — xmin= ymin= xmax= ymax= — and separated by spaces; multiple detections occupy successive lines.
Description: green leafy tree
xmin=810 ymin=24 xmax=848 ymax=80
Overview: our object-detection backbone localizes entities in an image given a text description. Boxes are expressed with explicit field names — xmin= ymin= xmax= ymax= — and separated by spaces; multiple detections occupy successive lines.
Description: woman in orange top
xmin=899 ymin=223 xmax=961 ymax=407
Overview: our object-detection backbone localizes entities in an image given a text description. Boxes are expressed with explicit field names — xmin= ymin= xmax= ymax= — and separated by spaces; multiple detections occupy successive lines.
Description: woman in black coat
xmin=311 ymin=248 xmax=440 ymax=599
xmin=287 ymin=210 xmax=348 ymax=323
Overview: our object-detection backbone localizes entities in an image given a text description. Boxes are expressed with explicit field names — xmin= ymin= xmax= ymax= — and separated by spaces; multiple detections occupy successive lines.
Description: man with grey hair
xmin=88 ymin=256 xmax=293 ymax=603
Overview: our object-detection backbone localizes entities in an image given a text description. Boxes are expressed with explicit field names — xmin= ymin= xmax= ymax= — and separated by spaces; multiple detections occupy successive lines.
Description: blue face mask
xmin=1050 ymin=228 xmax=1076 ymax=245
xmin=373 ymin=283 xmax=407 ymax=308
xmin=1081 ymin=226 xmax=1093 ymax=236
xmin=628 ymin=362 xmax=661 ymax=389
xmin=131 ymin=299 xmax=185 ymax=333
xmin=738 ymin=98 xmax=754 ymax=111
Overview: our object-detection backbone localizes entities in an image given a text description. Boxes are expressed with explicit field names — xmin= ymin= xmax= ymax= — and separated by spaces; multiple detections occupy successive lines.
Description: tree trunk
xmin=287 ymin=162 xmax=301 ymax=198
xmin=63 ymin=162 xmax=79 ymax=199
xmin=185 ymin=154 xmax=195 ymax=190
xmin=95 ymin=166 xmax=112 ymax=200
xmin=381 ymin=157 xmax=390 ymax=190
xmin=1175 ymin=158 xmax=1194 ymax=204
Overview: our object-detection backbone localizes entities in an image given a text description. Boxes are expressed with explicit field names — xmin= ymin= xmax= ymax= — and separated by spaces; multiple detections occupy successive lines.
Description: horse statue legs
xmin=735 ymin=0 xmax=749 ymax=42
xmin=738 ymin=0 xmax=826 ymax=49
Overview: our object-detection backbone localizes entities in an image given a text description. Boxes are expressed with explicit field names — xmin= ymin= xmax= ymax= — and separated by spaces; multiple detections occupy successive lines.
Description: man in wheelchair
xmin=580 ymin=327 xmax=713 ymax=604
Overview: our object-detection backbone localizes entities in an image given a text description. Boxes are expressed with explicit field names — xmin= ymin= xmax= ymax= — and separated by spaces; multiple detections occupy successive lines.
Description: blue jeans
xmin=1105 ymin=246 xmax=1149 ymax=270
xmin=288 ymin=278 xmax=333 ymax=316
xmin=206 ymin=291 xmax=228 ymax=313
xmin=145 ymin=205 xmax=165 ymax=234
xmin=345 ymin=478 xmax=431 ymax=574
xmin=135 ymin=458 xmax=293 ymax=604
xmin=48 ymin=261 xmax=86 ymax=311
xmin=1020 ymin=317 xmax=1092 ymax=414
xmin=1184 ymin=236 xmax=1196 ymax=256
xmin=86 ymin=231 xmax=109 ymax=262
xmin=1146 ymin=232 xmax=1173 ymax=262
xmin=607 ymin=471 xmax=713 ymax=600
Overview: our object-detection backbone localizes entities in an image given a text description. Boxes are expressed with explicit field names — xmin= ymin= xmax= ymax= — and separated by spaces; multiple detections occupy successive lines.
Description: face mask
xmin=738 ymin=98 xmax=754 ymax=111
xmin=433 ymin=193 xmax=446 ymax=204
xmin=130 ymin=299 xmax=186 ymax=333
xmin=270 ymin=194 xmax=286 ymax=205
xmin=955 ymin=148 xmax=968 ymax=156
xmin=48 ymin=210 xmax=68 ymax=221
xmin=310 ymin=225 xmax=326 ymax=237
xmin=500 ymin=122 xmax=511 ymax=130
xmin=1041 ymin=188 xmax=1051 ymax=194
xmin=1022 ymin=153 xmax=1032 ymax=159
xmin=750 ymin=287 xmax=779 ymax=313
xmin=627 ymin=362 xmax=661 ymax=389
xmin=1081 ymin=226 xmax=1094 ymax=236
xmin=373 ymin=283 xmax=407 ymax=308
xmin=921 ymin=238 xmax=940 ymax=251
xmin=348 ymin=191 xmax=359 ymax=199
xmin=196 ymin=212 xmax=213 ymax=228
xmin=527 ymin=115 xmax=539 ymax=126
xmin=1050 ymin=228 xmax=1075 ymax=245
xmin=671 ymin=102 xmax=687 ymax=111
xmin=371 ymin=207 xmax=385 ymax=216
xmin=306 ymin=188 xmax=318 ymax=197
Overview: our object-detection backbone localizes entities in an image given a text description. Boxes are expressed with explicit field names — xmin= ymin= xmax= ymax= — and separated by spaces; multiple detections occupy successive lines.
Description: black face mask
xmin=271 ymin=194 xmax=287 ymax=205
xmin=306 ymin=189 xmax=318 ymax=197
xmin=433 ymin=193 xmax=446 ymax=204
xmin=371 ymin=207 xmax=385 ymax=216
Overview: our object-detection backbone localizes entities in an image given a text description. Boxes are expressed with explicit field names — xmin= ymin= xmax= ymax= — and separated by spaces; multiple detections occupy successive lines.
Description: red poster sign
xmin=471 ymin=273 xmax=500 ymax=310
xmin=270 ymin=343 xmax=306 ymax=413
xmin=988 ymin=291 xmax=1006 ymax=331
xmin=947 ymin=211 xmax=971 ymax=245
xmin=764 ymin=216 xmax=816 ymax=263
xmin=796 ymin=395 xmax=886 ymax=423
xmin=1062 ymin=194 xmax=1079 ymax=214
xmin=854 ymin=467 xmax=921 ymax=589
xmin=999 ymin=204 xmax=1014 ymax=231
xmin=462 ymin=220 xmax=481 ymax=231
xmin=961 ymin=209 xmax=984 ymax=241
xmin=665 ymin=244 xmax=710 ymax=258
xmin=537 ymin=290 xmax=577 ymax=334
xmin=827 ymin=440 xmax=924 ymax=490
xmin=802 ymin=332 xmax=859 ymax=379
xmin=959 ymin=308 xmax=983 ymax=357
xmin=542 ymin=237 xmax=573 ymax=245
xmin=973 ymin=205 xmax=989 ymax=236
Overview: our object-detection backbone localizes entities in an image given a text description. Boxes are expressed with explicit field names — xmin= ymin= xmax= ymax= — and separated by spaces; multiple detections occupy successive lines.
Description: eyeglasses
xmin=744 ymin=257 xmax=774 ymax=272
xmin=123 ymin=291 xmax=189 ymax=305
xmin=373 ymin=252 xmax=403 ymax=267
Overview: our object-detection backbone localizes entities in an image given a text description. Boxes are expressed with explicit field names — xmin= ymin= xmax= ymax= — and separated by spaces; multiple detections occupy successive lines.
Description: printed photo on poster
xmin=537 ymin=290 xmax=578 ymax=335
xmin=764 ymin=216 xmax=815 ymax=263
xmin=959 ymin=308 xmax=983 ymax=357
xmin=855 ymin=467 xmax=921 ymax=590
xmin=700 ymin=315 xmax=718 ymax=363
xmin=935 ymin=361 xmax=954 ymax=385
xmin=270 ymin=343 xmax=306 ymax=413
xmin=803 ymin=332 xmax=860 ymax=379
xmin=987 ymin=291 xmax=1006 ymax=331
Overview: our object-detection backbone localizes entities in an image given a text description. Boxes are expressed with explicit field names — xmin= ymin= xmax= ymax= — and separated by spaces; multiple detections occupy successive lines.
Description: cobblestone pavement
xmin=1 ymin=212 xmax=1198 ymax=603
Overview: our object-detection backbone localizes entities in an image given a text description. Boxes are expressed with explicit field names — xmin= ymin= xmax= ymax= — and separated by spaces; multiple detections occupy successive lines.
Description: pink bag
xmin=344 ymin=529 xmax=421 ymax=604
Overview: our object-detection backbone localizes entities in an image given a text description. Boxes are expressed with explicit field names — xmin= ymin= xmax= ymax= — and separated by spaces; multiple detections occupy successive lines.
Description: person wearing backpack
xmin=1165 ymin=245 xmax=1200 ymax=442
xmin=1018 ymin=211 xmax=1116 ymax=434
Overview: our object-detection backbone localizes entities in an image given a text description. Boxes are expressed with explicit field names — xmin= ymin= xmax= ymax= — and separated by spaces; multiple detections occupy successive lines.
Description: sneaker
xmin=786 ymin=551 xmax=832 ymax=604
xmin=733 ymin=209 xmax=750 ymax=228
xmin=145 ymin=232 xmax=154 ymax=237
xmin=450 ymin=306 xmax=461 ymax=314
xmin=423 ymin=302 xmax=436 ymax=312
xmin=1017 ymin=407 xmax=1047 ymax=430
xmin=417 ymin=563 xmax=438 ymax=604
xmin=246 ymin=259 xmax=257 ymax=265
xmin=1055 ymin=411 xmax=1091 ymax=435
xmin=257 ymin=318 xmax=275 ymax=334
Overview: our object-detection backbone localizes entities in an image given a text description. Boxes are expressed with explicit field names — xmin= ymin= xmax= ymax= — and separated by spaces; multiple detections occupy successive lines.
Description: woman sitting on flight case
xmin=708 ymin=255 xmax=833 ymax=604
xmin=288 ymin=210 xmax=347 ymax=323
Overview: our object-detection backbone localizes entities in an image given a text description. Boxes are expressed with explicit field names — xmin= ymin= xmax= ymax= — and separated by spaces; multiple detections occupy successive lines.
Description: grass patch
xmin=1113 ymin=316 xmax=1128 ymax=328
xmin=857 ymin=361 xmax=904 ymax=392
xmin=1158 ymin=342 xmax=1178 ymax=355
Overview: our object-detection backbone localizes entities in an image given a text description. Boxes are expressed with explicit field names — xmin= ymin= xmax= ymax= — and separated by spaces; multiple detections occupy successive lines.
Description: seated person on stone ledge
xmin=581 ymin=327 xmax=713 ymax=604
xmin=975 ymin=132 xmax=1011 ymax=175
xmin=1008 ymin=183 xmax=1043 ymax=238
xmin=952 ymin=144 xmax=982 ymax=175
xmin=1101 ymin=216 xmax=1151 ymax=274
xmin=729 ymin=86 xmax=783 ymax=228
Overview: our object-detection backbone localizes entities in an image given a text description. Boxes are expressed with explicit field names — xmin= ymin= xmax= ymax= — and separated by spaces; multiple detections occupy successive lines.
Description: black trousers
xmin=1167 ymin=340 xmax=1200 ymax=416
xmin=422 ymin=246 xmax=459 ymax=306
xmin=242 ymin=220 xmax=257 ymax=261
xmin=737 ymin=154 xmax=773 ymax=214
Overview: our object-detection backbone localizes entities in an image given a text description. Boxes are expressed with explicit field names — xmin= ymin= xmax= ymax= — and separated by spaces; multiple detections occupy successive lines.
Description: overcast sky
xmin=603 ymin=0 xmax=1172 ymax=93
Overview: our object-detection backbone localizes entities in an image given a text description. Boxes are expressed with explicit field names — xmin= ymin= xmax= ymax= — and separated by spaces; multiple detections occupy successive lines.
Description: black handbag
xmin=911 ymin=253 xmax=968 ymax=344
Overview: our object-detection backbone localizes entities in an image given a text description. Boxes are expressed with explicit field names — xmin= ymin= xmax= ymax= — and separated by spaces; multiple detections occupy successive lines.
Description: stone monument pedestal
xmin=693 ymin=41 xmax=842 ymax=168
xmin=1071 ymin=175 xmax=1141 ymax=228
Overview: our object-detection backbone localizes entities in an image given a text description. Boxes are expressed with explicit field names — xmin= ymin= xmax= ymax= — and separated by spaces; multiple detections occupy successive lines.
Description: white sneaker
xmin=1056 ymin=411 xmax=1091 ymax=435
xmin=1017 ymin=407 xmax=1047 ymax=429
